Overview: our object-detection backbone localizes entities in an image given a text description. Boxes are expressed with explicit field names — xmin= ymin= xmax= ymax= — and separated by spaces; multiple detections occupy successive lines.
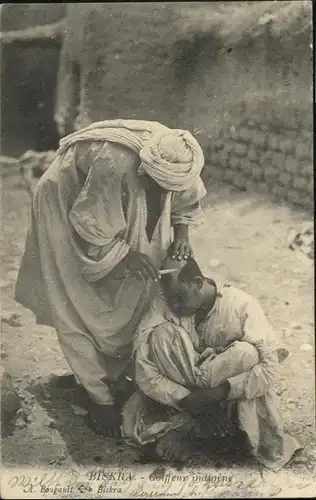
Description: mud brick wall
xmin=204 ymin=121 xmax=313 ymax=212
xmin=58 ymin=4 xmax=185 ymax=131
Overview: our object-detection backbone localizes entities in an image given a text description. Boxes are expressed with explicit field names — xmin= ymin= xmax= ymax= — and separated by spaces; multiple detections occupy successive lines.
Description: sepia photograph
xmin=0 ymin=1 xmax=314 ymax=498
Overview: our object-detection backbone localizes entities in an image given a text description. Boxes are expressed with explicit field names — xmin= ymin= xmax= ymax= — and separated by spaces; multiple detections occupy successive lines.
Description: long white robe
xmin=15 ymin=140 xmax=206 ymax=404
xmin=122 ymin=283 xmax=301 ymax=470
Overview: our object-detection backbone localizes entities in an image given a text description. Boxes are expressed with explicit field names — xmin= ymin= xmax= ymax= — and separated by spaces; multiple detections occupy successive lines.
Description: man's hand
xmin=197 ymin=347 xmax=217 ymax=365
xmin=128 ymin=251 xmax=160 ymax=282
xmin=113 ymin=251 xmax=160 ymax=283
xmin=169 ymin=224 xmax=193 ymax=261
xmin=88 ymin=403 xmax=122 ymax=438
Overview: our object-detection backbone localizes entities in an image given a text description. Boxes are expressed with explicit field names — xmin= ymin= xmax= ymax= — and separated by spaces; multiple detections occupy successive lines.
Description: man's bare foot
xmin=155 ymin=427 xmax=197 ymax=463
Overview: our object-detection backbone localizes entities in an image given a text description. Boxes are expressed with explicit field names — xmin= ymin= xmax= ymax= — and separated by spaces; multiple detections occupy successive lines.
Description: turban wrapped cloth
xmin=57 ymin=119 xmax=204 ymax=192
xmin=139 ymin=129 xmax=204 ymax=191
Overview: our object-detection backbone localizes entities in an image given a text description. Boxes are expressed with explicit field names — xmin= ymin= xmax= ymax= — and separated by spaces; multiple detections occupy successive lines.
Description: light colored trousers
xmin=128 ymin=322 xmax=300 ymax=470
xmin=57 ymin=331 xmax=130 ymax=405
xmin=149 ymin=322 xmax=260 ymax=391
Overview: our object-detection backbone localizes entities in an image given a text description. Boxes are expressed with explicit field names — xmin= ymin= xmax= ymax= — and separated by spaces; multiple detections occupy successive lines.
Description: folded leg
xmin=196 ymin=341 xmax=260 ymax=388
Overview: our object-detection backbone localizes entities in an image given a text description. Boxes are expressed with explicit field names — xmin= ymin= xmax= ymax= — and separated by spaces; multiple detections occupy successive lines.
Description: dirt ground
xmin=1 ymin=164 xmax=315 ymax=493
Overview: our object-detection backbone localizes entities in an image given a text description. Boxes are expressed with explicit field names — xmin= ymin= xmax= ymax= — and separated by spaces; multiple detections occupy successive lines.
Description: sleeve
xmin=69 ymin=142 xmax=130 ymax=282
xmin=135 ymin=341 xmax=191 ymax=409
xmin=171 ymin=176 xmax=207 ymax=227
xmin=227 ymin=297 xmax=280 ymax=400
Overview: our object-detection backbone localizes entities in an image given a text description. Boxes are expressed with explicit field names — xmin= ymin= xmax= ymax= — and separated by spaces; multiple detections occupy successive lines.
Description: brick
xmin=222 ymin=140 xmax=234 ymax=154
xmin=219 ymin=150 xmax=230 ymax=162
xmin=239 ymin=127 xmax=253 ymax=143
xmin=267 ymin=134 xmax=281 ymax=150
xmin=248 ymin=148 xmax=258 ymax=161
xmin=279 ymin=172 xmax=292 ymax=187
xmin=292 ymin=176 xmax=309 ymax=191
xmin=302 ymin=130 xmax=313 ymax=140
xmin=234 ymin=174 xmax=247 ymax=190
xmin=271 ymin=152 xmax=285 ymax=170
xmin=210 ymin=153 xmax=220 ymax=165
xmin=252 ymin=164 xmax=264 ymax=181
xmin=245 ymin=178 xmax=257 ymax=192
xmin=229 ymin=140 xmax=238 ymax=153
xmin=307 ymin=179 xmax=314 ymax=195
xmin=286 ymin=189 xmax=304 ymax=207
xmin=235 ymin=143 xmax=248 ymax=156
xmin=301 ymin=162 xmax=313 ymax=178
xmin=260 ymin=123 xmax=269 ymax=132
xmin=304 ymin=199 xmax=314 ymax=212
xmin=271 ymin=185 xmax=279 ymax=196
xmin=252 ymin=131 xmax=267 ymax=149
xmin=256 ymin=182 xmax=270 ymax=194
xmin=236 ymin=175 xmax=247 ymax=191
xmin=264 ymin=165 xmax=278 ymax=181
xmin=209 ymin=144 xmax=219 ymax=154
xmin=273 ymin=184 xmax=288 ymax=201
xmin=224 ymin=169 xmax=235 ymax=183
xmin=241 ymin=159 xmax=252 ymax=175
xmin=229 ymin=157 xmax=240 ymax=170
xmin=213 ymin=139 xmax=224 ymax=150
xmin=295 ymin=142 xmax=312 ymax=160
xmin=284 ymin=155 xmax=300 ymax=175
xmin=283 ymin=128 xmax=298 ymax=139
xmin=210 ymin=165 xmax=224 ymax=180
xmin=279 ymin=138 xmax=294 ymax=154
xmin=229 ymin=128 xmax=240 ymax=141
xmin=259 ymin=152 xmax=273 ymax=170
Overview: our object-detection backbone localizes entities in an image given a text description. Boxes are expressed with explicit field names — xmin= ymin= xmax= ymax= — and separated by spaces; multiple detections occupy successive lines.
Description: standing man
xmin=15 ymin=119 xmax=206 ymax=436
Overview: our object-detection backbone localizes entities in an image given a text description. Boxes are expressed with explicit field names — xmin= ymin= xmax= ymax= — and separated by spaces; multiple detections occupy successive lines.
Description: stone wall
xmin=203 ymin=120 xmax=313 ymax=212
xmin=178 ymin=29 xmax=312 ymax=146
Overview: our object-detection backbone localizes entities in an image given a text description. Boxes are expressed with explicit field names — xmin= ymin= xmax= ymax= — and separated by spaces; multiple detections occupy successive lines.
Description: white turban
xmin=139 ymin=129 xmax=205 ymax=192
xmin=57 ymin=120 xmax=204 ymax=192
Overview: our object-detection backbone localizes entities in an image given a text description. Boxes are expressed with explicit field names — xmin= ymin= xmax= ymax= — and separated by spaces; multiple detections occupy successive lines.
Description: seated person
xmin=121 ymin=256 xmax=302 ymax=471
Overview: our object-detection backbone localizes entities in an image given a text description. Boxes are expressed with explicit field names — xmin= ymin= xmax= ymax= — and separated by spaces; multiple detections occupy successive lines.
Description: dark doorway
xmin=1 ymin=43 xmax=61 ymax=157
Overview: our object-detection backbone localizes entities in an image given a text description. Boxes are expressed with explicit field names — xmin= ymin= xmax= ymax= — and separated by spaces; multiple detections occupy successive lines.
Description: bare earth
xmin=1 ymin=166 xmax=315 ymax=495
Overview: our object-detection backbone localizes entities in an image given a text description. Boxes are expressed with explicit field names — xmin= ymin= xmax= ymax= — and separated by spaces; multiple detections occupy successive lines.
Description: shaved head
xmin=160 ymin=256 xmax=205 ymax=316
xmin=161 ymin=255 xmax=204 ymax=283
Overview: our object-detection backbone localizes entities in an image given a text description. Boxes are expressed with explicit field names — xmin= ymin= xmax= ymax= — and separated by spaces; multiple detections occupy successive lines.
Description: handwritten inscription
xmin=2 ymin=466 xmax=314 ymax=498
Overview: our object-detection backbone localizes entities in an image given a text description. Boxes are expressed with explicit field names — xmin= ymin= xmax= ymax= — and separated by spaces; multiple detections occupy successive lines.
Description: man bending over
xmin=122 ymin=256 xmax=301 ymax=471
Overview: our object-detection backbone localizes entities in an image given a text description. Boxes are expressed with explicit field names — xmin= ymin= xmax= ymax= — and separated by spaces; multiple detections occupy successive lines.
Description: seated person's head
xmin=160 ymin=255 xmax=205 ymax=316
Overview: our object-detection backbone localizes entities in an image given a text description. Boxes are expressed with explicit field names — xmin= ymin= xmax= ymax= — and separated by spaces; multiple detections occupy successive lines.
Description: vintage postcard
xmin=0 ymin=2 xmax=314 ymax=498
